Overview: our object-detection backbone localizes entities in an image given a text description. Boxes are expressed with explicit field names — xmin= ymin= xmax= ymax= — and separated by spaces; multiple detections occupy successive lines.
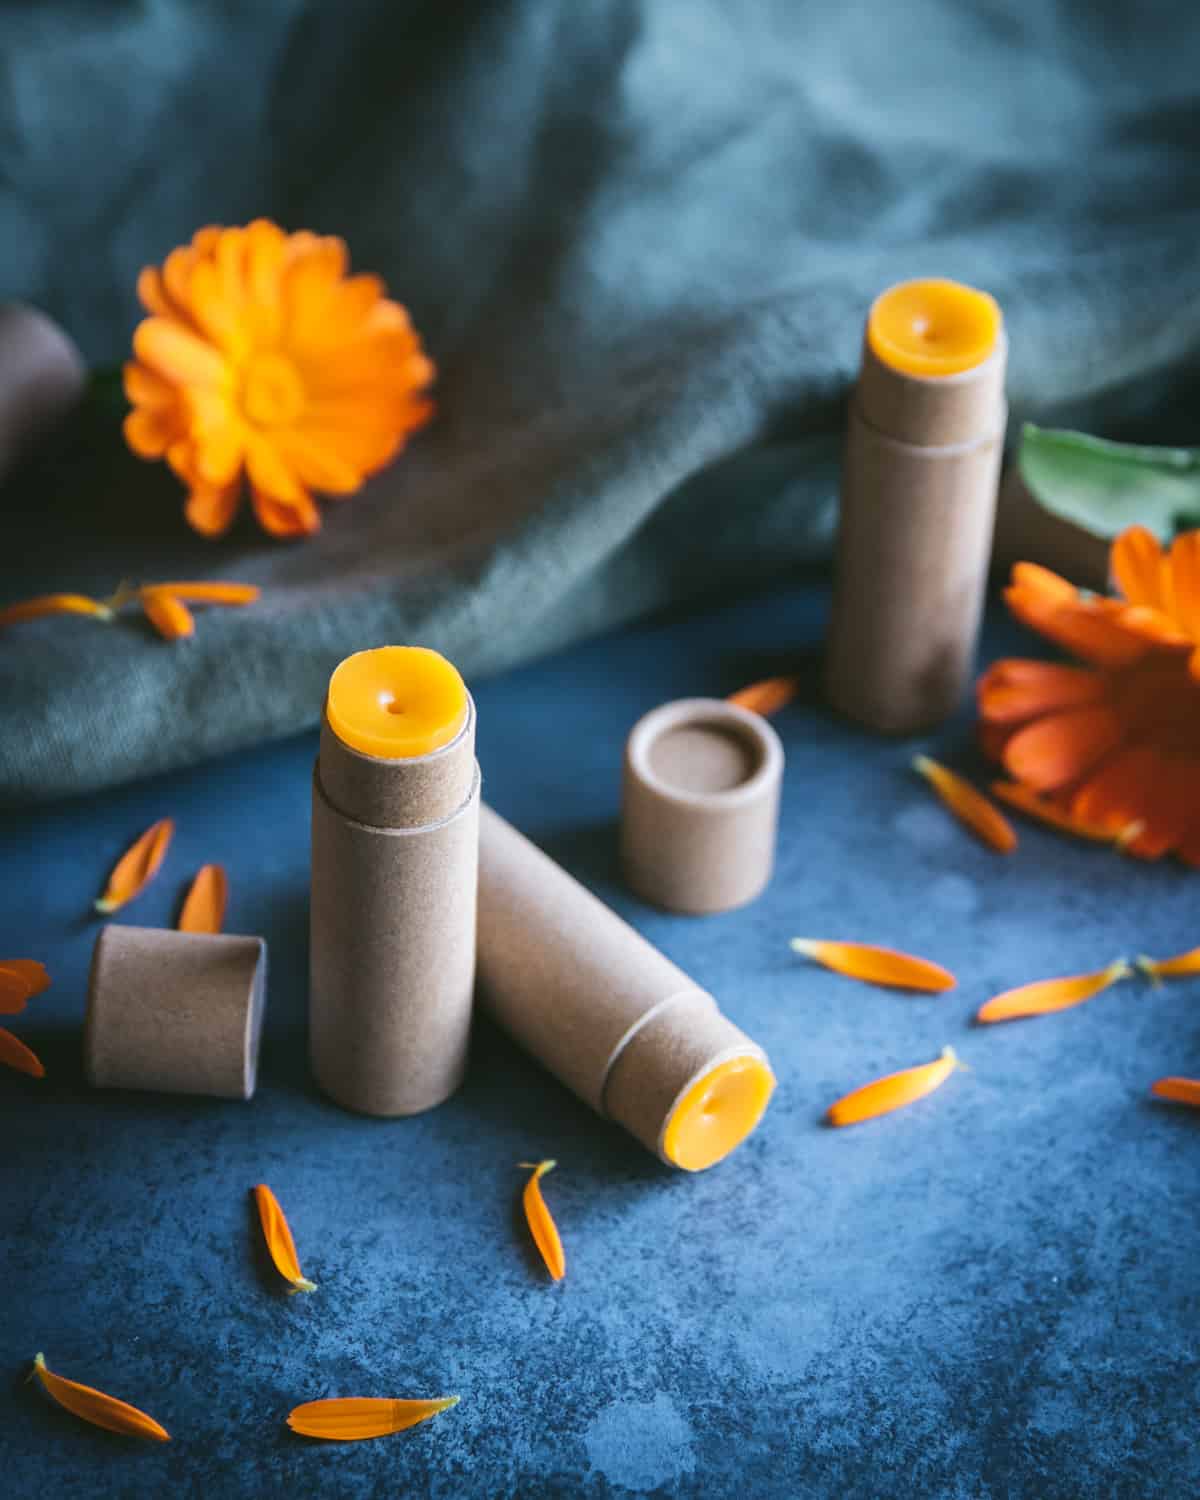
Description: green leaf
xmin=1018 ymin=423 xmax=1200 ymax=541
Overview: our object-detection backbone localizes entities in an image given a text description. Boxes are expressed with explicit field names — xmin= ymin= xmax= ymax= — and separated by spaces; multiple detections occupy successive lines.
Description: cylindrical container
xmin=310 ymin=646 xmax=480 ymax=1116
xmin=825 ymin=278 xmax=1008 ymax=733
xmin=621 ymin=697 xmax=784 ymax=914
xmin=477 ymin=804 xmax=775 ymax=1171
xmin=85 ymin=925 xmax=267 ymax=1100
xmin=0 ymin=303 xmax=85 ymax=483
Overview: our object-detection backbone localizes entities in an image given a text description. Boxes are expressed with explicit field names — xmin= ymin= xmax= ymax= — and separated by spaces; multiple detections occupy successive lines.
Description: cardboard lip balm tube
xmin=825 ymin=278 xmax=1008 ymax=734
xmin=477 ymin=804 xmax=776 ymax=1171
xmin=0 ymin=303 xmax=85 ymax=483
xmin=85 ymin=925 xmax=267 ymax=1100
xmin=310 ymin=646 xmax=480 ymax=1117
xmin=621 ymin=697 xmax=784 ymax=915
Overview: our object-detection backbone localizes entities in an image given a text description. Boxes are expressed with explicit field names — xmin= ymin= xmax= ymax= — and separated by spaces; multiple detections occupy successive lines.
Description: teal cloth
xmin=4 ymin=0 xmax=1200 ymax=805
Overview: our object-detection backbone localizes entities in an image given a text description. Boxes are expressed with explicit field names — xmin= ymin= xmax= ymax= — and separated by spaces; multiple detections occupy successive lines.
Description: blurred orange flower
xmin=123 ymin=221 xmax=435 ymax=539
xmin=978 ymin=526 xmax=1200 ymax=863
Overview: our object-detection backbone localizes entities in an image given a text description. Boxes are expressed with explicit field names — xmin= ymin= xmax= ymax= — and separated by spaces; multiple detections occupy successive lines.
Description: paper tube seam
xmin=596 ymin=986 xmax=713 ymax=1116
xmin=314 ymin=763 xmax=481 ymax=838
xmin=851 ymin=398 xmax=1008 ymax=459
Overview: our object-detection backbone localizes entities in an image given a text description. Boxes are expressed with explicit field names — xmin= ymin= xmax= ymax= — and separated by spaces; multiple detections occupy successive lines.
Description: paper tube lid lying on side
xmin=476 ymin=804 xmax=775 ymax=1171
xmin=85 ymin=924 xmax=267 ymax=1100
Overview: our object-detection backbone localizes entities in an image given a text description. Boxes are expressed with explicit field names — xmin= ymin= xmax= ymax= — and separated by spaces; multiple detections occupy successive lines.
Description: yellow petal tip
xmin=93 ymin=898 xmax=120 ymax=914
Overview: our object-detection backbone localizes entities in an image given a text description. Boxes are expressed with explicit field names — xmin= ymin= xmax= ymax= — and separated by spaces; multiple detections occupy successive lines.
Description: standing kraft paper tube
xmin=477 ymin=806 xmax=776 ymax=1170
xmin=825 ymin=278 xmax=1008 ymax=732
xmin=310 ymin=647 xmax=480 ymax=1116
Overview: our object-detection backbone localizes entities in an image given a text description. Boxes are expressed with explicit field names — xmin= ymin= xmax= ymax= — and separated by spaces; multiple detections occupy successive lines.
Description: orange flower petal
xmin=140 ymin=589 xmax=196 ymax=642
xmin=1002 ymin=704 xmax=1124 ymax=792
xmin=178 ymin=864 xmax=228 ymax=934
xmin=254 ymin=1184 xmax=317 ymax=1293
xmin=251 ymin=487 xmax=321 ymax=538
xmin=790 ymin=939 xmax=955 ymax=993
xmin=185 ymin=482 xmax=242 ymax=538
xmin=726 ymin=676 xmax=801 ymax=717
xmin=976 ymin=660 xmax=1108 ymax=725
xmin=976 ymin=960 xmax=1130 ymax=1024
xmin=1005 ymin=569 xmax=1149 ymax=669
xmin=0 ymin=594 xmax=113 ymax=628
xmin=148 ymin=581 xmax=259 ymax=606
xmin=95 ymin=818 xmax=174 ymax=914
xmin=287 ymin=1396 xmax=459 ymax=1441
xmin=0 ymin=960 xmax=50 ymax=1015
xmin=133 ymin=317 xmax=228 ymax=389
xmin=32 ymin=1354 xmax=169 ymax=1442
xmin=0 ymin=1027 xmax=45 ymax=1078
xmin=1110 ymin=525 xmax=1167 ymax=611
xmin=913 ymin=755 xmax=1016 ymax=853
xmin=1166 ymin=532 xmax=1200 ymax=641
xmin=990 ymin=782 xmax=1124 ymax=844
xmin=1150 ymin=1077 xmax=1200 ymax=1108
xmin=827 ymin=1045 xmax=962 ymax=1127
xmin=520 ymin=1160 xmax=565 ymax=1282
xmin=1136 ymin=945 xmax=1200 ymax=979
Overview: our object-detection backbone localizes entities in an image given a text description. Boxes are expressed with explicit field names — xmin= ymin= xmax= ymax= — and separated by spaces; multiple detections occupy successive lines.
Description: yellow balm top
xmin=867 ymin=278 xmax=1001 ymax=378
xmin=326 ymin=646 xmax=468 ymax=760
xmin=662 ymin=1054 xmax=776 ymax=1172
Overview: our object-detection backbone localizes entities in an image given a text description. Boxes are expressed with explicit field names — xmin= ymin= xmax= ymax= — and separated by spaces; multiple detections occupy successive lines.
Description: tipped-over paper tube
xmin=621 ymin=697 xmax=784 ymax=914
xmin=477 ymin=805 xmax=775 ymax=1170
xmin=826 ymin=278 xmax=1008 ymax=733
xmin=85 ymin=925 xmax=267 ymax=1099
xmin=0 ymin=304 xmax=85 ymax=482
xmin=310 ymin=647 xmax=480 ymax=1117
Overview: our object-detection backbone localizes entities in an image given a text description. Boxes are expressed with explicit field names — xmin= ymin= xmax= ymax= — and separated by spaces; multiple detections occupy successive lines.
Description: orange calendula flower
xmin=179 ymin=864 xmax=228 ymax=934
xmin=288 ymin=1395 xmax=459 ymax=1441
xmin=254 ymin=1184 xmax=317 ymax=1293
xmin=95 ymin=818 xmax=174 ymax=914
xmin=0 ymin=959 xmax=50 ymax=1015
xmin=124 ymin=220 xmax=435 ymax=539
xmin=979 ymin=526 xmax=1200 ymax=864
xmin=0 ymin=1028 xmax=45 ymax=1078
xmin=727 ymin=676 xmax=801 ymax=717
xmin=976 ymin=959 xmax=1131 ymax=1024
xmin=520 ymin=1160 xmax=565 ymax=1282
xmin=913 ymin=755 xmax=1016 ymax=853
xmin=0 ymin=593 xmax=113 ymax=629
xmin=32 ymin=1353 xmax=170 ymax=1441
xmin=790 ymin=939 xmax=956 ymax=993
xmin=827 ymin=1045 xmax=963 ymax=1127
xmin=1150 ymin=1077 xmax=1200 ymax=1108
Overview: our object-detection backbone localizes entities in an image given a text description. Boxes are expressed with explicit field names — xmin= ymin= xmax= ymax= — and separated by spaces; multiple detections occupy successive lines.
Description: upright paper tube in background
xmin=310 ymin=647 xmax=480 ymax=1116
xmin=477 ymin=805 xmax=775 ymax=1170
xmin=825 ymin=278 xmax=1008 ymax=733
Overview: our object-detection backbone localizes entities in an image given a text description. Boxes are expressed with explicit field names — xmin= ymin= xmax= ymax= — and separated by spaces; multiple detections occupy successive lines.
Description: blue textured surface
xmin=2 ymin=581 xmax=1199 ymax=1498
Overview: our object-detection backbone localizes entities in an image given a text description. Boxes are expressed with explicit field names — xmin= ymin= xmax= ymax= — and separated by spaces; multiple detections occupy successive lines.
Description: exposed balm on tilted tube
xmin=825 ymin=277 xmax=1008 ymax=733
xmin=310 ymin=646 xmax=481 ymax=1116
xmin=476 ymin=805 xmax=776 ymax=1170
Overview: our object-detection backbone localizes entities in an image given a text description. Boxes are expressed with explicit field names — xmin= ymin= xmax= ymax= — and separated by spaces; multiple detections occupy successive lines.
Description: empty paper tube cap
xmin=621 ymin=697 xmax=784 ymax=914
xmin=477 ymin=805 xmax=776 ymax=1170
xmin=85 ymin=925 xmax=267 ymax=1100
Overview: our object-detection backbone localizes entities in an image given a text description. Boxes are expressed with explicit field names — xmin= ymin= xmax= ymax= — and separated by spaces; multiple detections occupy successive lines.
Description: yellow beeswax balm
xmin=867 ymin=278 xmax=1001 ymax=378
xmin=326 ymin=646 xmax=468 ymax=760
xmin=662 ymin=1054 xmax=776 ymax=1171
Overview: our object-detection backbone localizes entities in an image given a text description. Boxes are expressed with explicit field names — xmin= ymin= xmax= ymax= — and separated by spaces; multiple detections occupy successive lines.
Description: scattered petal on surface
xmin=253 ymin=1184 xmax=317 ymax=1293
xmin=790 ymin=939 xmax=956 ymax=993
xmin=0 ymin=593 xmax=113 ymax=629
xmin=912 ymin=755 xmax=1017 ymax=853
xmin=520 ymin=1159 xmax=565 ymax=1282
xmin=95 ymin=819 xmax=174 ymax=914
xmin=976 ymin=960 xmax=1131 ymax=1024
xmin=147 ymin=581 xmax=260 ymax=605
xmin=1136 ymin=945 xmax=1200 ymax=980
xmin=179 ymin=864 xmax=228 ymax=934
xmin=32 ymin=1353 xmax=170 ymax=1441
xmin=1150 ymin=1077 xmax=1200 ymax=1108
xmin=287 ymin=1396 xmax=459 ymax=1441
xmin=140 ymin=589 xmax=196 ymax=641
xmin=827 ymin=1045 xmax=963 ymax=1127
xmin=727 ymin=676 xmax=801 ymax=717
xmin=0 ymin=1028 xmax=45 ymax=1078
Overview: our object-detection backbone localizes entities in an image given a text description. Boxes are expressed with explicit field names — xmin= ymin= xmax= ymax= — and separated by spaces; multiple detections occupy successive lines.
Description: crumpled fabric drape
xmin=3 ymin=0 xmax=1200 ymax=805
